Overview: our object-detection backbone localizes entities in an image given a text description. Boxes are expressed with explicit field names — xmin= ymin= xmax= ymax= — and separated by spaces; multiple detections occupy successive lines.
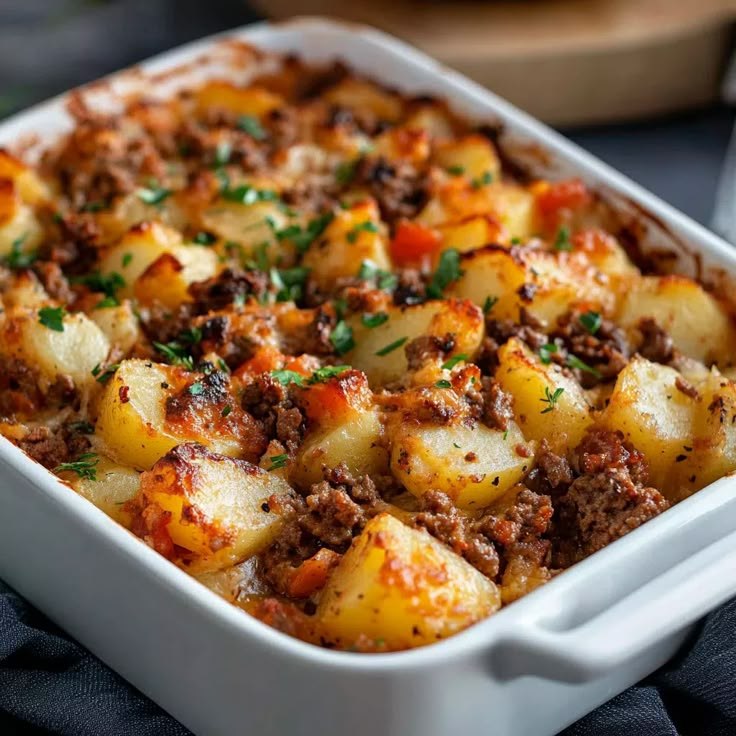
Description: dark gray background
xmin=0 ymin=0 xmax=733 ymax=227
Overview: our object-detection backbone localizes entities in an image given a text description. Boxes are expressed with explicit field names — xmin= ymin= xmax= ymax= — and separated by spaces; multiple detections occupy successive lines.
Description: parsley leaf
xmin=91 ymin=363 xmax=120 ymax=384
xmin=268 ymin=453 xmax=288 ymax=471
xmin=446 ymin=165 xmax=465 ymax=176
xmin=213 ymin=141 xmax=231 ymax=167
xmin=38 ymin=306 xmax=65 ymax=332
xmin=136 ymin=185 xmax=171 ymax=206
xmin=435 ymin=379 xmax=452 ymax=389
xmin=72 ymin=270 xmax=125 ymax=301
xmin=221 ymin=404 xmax=232 ymax=417
xmin=193 ymin=231 xmax=217 ymax=245
xmin=540 ymin=386 xmax=564 ymax=414
xmin=347 ymin=220 xmax=379 ymax=244
xmin=566 ymin=354 xmax=602 ymax=379
xmin=270 ymin=369 xmax=306 ymax=387
xmin=238 ymin=115 xmax=267 ymax=140
xmin=427 ymin=248 xmax=463 ymax=299
xmin=222 ymin=183 xmax=279 ymax=205
xmin=335 ymin=160 xmax=358 ymax=185
xmin=188 ymin=382 xmax=204 ymax=396
xmin=553 ymin=225 xmax=573 ymax=251
xmin=361 ymin=312 xmax=388 ymax=328
xmin=441 ymin=354 xmax=467 ymax=370
xmin=482 ymin=295 xmax=498 ymax=315
xmin=3 ymin=234 xmax=36 ymax=269
xmin=153 ymin=341 xmax=194 ymax=370
xmin=471 ymin=171 xmax=493 ymax=189
xmin=539 ymin=343 xmax=558 ymax=365
xmin=267 ymin=212 xmax=333 ymax=254
xmin=579 ymin=310 xmax=602 ymax=335
xmin=358 ymin=260 xmax=397 ymax=290
xmin=330 ymin=320 xmax=355 ymax=355
xmin=55 ymin=452 xmax=99 ymax=481
xmin=375 ymin=336 xmax=407 ymax=356
xmin=307 ymin=365 xmax=351 ymax=384
xmin=270 ymin=266 xmax=310 ymax=303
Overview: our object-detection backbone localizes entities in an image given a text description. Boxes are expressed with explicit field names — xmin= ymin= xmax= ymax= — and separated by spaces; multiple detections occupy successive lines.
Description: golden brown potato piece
xmin=135 ymin=443 xmax=294 ymax=573
xmin=317 ymin=513 xmax=500 ymax=650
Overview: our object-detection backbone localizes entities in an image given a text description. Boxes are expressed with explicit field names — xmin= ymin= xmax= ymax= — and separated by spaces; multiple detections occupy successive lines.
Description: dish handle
xmin=491 ymin=512 xmax=736 ymax=683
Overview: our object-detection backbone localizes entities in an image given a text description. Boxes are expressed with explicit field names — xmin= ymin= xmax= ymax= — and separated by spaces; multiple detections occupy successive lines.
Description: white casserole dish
xmin=1 ymin=17 xmax=736 ymax=736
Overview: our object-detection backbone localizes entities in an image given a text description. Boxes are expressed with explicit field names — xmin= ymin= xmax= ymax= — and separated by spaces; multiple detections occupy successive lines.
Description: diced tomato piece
xmin=536 ymin=178 xmax=591 ymax=226
xmin=390 ymin=220 xmax=441 ymax=268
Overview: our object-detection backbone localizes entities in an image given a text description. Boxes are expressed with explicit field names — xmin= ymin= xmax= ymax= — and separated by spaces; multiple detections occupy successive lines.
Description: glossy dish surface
xmin=1 ymin=33 xmax=736 ymax=657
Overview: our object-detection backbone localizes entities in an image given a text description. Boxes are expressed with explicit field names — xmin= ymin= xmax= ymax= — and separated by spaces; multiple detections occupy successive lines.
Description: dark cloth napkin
xmin=1 ymin=579 xmax=735 ymax=736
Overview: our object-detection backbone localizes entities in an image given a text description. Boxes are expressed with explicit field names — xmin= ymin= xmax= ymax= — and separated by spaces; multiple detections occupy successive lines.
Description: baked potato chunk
xmin=0 ymin=306 xmax=110 ymax=389
xmin=617 ymin=275 xmax=736 ymax=366
xmin=347 ymin=298 xmax=484 ymax=386
xmin=495 ymin=338 xmax=593 ymax=453
xmin=88 ymin=301 xmax=141 ymax=354
xmin=317 ymin=513 xmax=501 ymax=650
xmin=390 ymin=419 xmax=532 ymax=510
xmin=601 ymin=356 xmax=700 ymax=489
xmin=135 ymin=443 xmax=293 ymax=573
xmin=69 ymin=456 xmax=140 ymax=526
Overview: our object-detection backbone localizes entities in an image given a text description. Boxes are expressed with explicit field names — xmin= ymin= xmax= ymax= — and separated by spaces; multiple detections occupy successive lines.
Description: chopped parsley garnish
xmin=347 ymin=220 xmax=379 ymax=244
xmin=136 ymin=185 xmax=171 ymax=206
xmin=308 ymin=365 xmax=351 ymax=384
xmin=54 ymin=452 xmax=99 ymax=481
xmin=153 ymin=341 xmax=194 ymax=370
xmin=442 ymin=354 xmax=467 ymax=370
xmin=540 ymin=386 xmax=564 ymax=414
xmin=238 ymin=115 xmax=267 ymax=140
xmin=79 ymin=200 xmax=109 ymax=213
xmin=268 ymin=453 xmax=288 ymax=471
xmin=222 ymin=183 xmax=280 ymax=205
xmin=270 ymin=369 xmax=306 ymax=387
xmin=539 ymin=343 xmax=558 ymax=365
xmin=213 ymin=141 xmax=231 ymax=167
xmin=217 ymin=358 xmax=229 ymax=373
xmin=375 ymin=336 xmax=407 ymax=356
xmin=72 ymin=271 xmax=126 ymax=303
xmin=471 ymin=171 xmax=493 ymax=189
xmin=335 ymin=160 xmax=358 ymax=185
xmin=91 ymin=363 xmax=120 ymax=384
xmin=427 ymin=248 xmax=463 ymax=299
xmin=3 ymin=234 xmax=36 ymax=269
xmin=510 ymin=236 xmax=522 ymax=245
xmin=38 ymin=306 xmax=66 ymax=332
xmin=553 ymin=225 xmax=573 ymax=251
xmin=193 ymin=231 xmax=217 ymax=245
xmin=435 ymin=379 xmax=452 ymax=389
xmin=482 ymin=295 xmax=498 ymax=314
xmin=179 ymin=326 xmax=203 ymax=345
xmin=68 ymin=421 xmax=94 ymax=434
xmin=579 ymin=310 xmax=602 ymax=335
xmin=330 ymin=320 xmax=355 ymax=355
xmin=270 ymin=266 xmax=310 ymax=302
xmin=188 ymin=382 xmax=204 ymax=396
xmin=361 ymin=312 xmax=388 ymax=328
xmin=358 ymin=260 xmax=397 ymax=290
xmin=221 ymin=404 xmax=232 ymax=417
xmin=268 ymin=212 xmax=333 ymax=254
xmin=566 ymin=354 xmax=602 ymax=379
xmin=121 ymin=252 xmax=133 ymax=268
xmin=446 ymin=165 xmax=465 ymax=176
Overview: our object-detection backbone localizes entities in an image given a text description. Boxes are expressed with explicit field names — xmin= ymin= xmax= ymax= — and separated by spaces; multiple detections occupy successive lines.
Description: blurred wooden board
xmin=252 ymin=0 xmax=736 ymax=125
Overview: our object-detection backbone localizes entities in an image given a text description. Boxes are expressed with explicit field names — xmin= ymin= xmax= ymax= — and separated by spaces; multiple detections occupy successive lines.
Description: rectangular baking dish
xmin=2 ymin=17 xmax=736 ymax=736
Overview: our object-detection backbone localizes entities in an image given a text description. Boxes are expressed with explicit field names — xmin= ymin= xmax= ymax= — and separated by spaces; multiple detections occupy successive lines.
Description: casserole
xmin=2 ymin=16 xmax=736 ymax=735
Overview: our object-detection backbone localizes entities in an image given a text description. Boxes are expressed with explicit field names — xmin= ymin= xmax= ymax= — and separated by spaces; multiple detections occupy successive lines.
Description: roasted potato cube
xmin=322 ymin=79 xmax=403 ymax=122
xmin=601 ymin=356 xmax=699 ymax=488
xmin=390 ymin=419 xmax=532 ymax=510
xmin=0 ymin=178 xmax=44 ymax=257
xmin=434 ymin=134 xmax=501 ymax=181
xmin=302 ymin=201 xmax=390 ymax=291
xmin=495 ymin=338 xmax=593 ymax=453
xmin=0 ymin=150 xmax=50 ymax=204
xmin=347 ymin=298 xmax=484 ymax=386
xmin=96 ymin=359 xmax=180 ymax=469
xmin=136 ymin=443 xmax=293 ymax=573
xmin=438 ymin=215 xmax=508 ymax=252
xmin=0 ymin=307 xmax=110 ymax=389
xmin=317 ymin=513 xmax=501 ymax=650
xmin=89 ymin=301 xmax=141 ymax=354
xmin=617 ymin=275 xmax=736 ymax=365
xmin=70 ymin=456 xmax=140 ymax=525
xmin=98 ymin=222 xmax=217 ymax=303
xmin=195 ymin=81 xmax=283 ymax=117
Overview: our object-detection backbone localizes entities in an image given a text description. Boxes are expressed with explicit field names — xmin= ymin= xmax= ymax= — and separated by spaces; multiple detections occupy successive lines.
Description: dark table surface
xmin=1 ymin=1 xmax=735 ymax=735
